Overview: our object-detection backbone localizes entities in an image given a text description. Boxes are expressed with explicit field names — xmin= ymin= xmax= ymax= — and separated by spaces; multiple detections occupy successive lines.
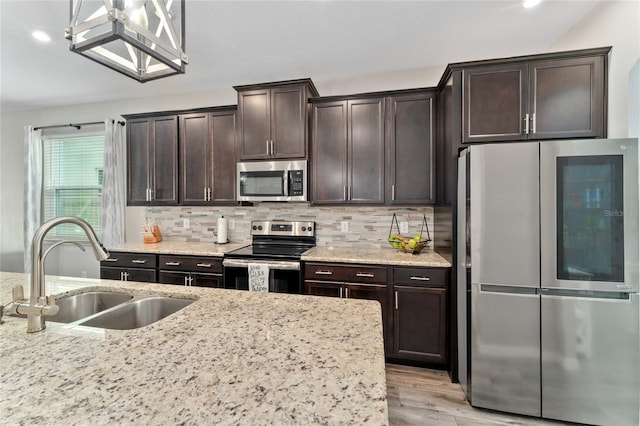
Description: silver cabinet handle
xmin=410 ymin=276 xmax=430 ymax=281
xmin=395 ymin=290 xmax=399 ymax=310
xmin=345 ymin=287 xmax=349 ymax=298
xmin=270 ymin=140 xmax=275 ymax=155
xmin=208 ymin=188 xmax=212 ymax=201
xmin=165 ymin=262 xmax=181 ymax=266
xmin=121 ymin=271 xmax=130 ymax=281
xmin=392 ymin=184 xmax=395 ymax=201
xmin=532 ymin=112 xmax=536 ymax=134
xmin=348 ymin=186 xmax=352 ymax=201
xmin=343 ymin=186 xmax=347 ymax=201
xmin=524 ymin=113 xmax=530 ymax=135
xmin=196 ymin=263 xmax=212 ymax=268
xmin=131 ymin=259 xmax=147 ymax=264
xmin=339 ymin=287 xmax=343 ymax=298
xmin=266 ymin=140 xmax=270 ymax=155
xmin=104 ymin=258 xmax=118 ymax=262
xmin=315 ymin=271 xmax=333 ymax=275
xmin=356 ymin=273 xmax=374 ymax=278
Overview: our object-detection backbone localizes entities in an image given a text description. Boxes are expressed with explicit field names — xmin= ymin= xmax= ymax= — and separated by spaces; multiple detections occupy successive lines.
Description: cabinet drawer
xmin=392 ymin=267 xmax=448 ymax=287
xmin=158 ymin=255 xmax=222 ymax=273
xmin=101 ymin=252 xmax=157 ymax=269
xmin=305 ymin=263 xmax=387 ymax=283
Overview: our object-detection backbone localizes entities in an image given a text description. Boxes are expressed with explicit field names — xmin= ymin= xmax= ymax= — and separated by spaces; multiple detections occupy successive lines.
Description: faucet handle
xmin=12 ymin=285 xmax=25 ymax=302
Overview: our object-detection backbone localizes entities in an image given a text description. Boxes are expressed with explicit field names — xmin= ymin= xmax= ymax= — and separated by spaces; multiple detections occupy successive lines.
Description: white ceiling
xmin=0 ymin=0 xmax=601 ymax=112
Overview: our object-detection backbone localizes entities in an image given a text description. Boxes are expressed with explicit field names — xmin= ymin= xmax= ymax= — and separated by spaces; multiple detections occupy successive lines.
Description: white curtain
xmin=100 ymin=119 xmax=126 ymax=247
xmin=23 ymin=126 xmax=42 ymax=274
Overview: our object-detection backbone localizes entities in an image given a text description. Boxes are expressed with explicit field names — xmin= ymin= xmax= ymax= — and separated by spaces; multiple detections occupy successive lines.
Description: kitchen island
xmin=0 ymin=272 xmax=388 ymax=425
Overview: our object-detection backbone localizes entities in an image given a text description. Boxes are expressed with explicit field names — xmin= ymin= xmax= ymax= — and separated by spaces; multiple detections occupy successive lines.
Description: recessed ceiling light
xmin=523 ymin=0 xmax=542 ymax=8
xmin=32 ymin=30 xmax=51 ymax=42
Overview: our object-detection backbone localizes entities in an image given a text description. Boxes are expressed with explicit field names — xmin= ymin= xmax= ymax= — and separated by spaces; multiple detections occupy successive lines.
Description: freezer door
xmin=540 ymin=138 xmax=639 ymax=292
xmin=541 ymin=291 xmax=639 ymax=426
xmin=470 ymin=142 xmax=540 ymax=288
xmin=471 ymin=284 xmax=541 ymax=416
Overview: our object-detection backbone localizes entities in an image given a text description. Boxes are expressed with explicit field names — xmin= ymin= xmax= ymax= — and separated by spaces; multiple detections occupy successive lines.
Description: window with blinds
xmin=42 ymin=134 xmax=105 ymax=238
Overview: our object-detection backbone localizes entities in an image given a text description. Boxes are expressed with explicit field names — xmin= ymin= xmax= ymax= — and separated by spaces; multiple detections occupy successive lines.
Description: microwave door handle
xmin=283 ymin=172 xmax=289 ymax=197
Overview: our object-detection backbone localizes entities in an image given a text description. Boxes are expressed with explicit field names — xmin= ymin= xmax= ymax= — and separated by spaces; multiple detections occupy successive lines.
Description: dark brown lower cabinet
xmin=100 ymin=251 xmax=157 ymax=283
xmin=391 ymin=285 xmax=447 ymax=364
xmin=305 ymin=262 xmax=450 ymax=366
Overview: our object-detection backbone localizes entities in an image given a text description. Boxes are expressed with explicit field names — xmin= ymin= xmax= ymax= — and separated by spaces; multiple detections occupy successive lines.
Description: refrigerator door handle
xmin=540 ymin=288 xmax=632 ymax=301
xmin=480 ymin=284 xmax=539 ymax=295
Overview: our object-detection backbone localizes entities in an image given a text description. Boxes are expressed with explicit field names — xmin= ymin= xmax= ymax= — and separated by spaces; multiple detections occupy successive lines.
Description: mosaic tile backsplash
xmin=145 ymin=204 xmax=436 ymax=249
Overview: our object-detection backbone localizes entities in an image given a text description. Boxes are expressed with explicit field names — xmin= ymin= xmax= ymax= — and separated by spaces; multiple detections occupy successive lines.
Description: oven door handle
xmin=222 ymin=259 xmax=300 ymax=271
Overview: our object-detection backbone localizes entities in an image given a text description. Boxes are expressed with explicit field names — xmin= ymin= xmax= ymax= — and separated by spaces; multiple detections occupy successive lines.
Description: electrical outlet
xmin=400 ymin=221 xmax=409 ymax=234
xmin=341 ymin=221 xmax=349 ymax=232
xmin=183 ymin=218 xmax=189 ymax=229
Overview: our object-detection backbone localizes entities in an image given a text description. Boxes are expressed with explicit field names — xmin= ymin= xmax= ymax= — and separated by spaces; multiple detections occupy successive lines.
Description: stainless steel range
xmin=223 ymin=220 xmax=316 ymax=293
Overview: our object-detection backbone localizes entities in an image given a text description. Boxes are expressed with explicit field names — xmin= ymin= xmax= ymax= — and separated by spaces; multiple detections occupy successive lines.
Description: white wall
xmin=2 ymin=0 xmax=638 ymax=276
xmin=549 ymin=0 xmax=640 ymax=138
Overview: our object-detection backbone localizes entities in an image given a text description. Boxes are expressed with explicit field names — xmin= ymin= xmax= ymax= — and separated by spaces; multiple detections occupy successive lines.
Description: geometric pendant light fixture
xmin=65 ymin=0 xmax=187 ymax=82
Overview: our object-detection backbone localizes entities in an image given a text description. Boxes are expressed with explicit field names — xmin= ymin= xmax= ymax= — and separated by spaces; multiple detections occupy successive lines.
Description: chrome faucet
xmin=9 ymin=216 xmax=110 ymax=332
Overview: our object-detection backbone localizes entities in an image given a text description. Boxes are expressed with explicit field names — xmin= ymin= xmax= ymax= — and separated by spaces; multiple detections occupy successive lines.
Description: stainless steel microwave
xmin=237 ymin=160 xmax=307 ymax=202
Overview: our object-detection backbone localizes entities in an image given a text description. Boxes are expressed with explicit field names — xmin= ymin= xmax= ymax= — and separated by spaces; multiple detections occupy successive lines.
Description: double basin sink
xmin=19 ymin=291 xmax=194 ymax=330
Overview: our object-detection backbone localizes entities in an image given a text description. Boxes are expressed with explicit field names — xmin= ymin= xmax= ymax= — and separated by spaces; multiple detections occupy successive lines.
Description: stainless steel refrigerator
xmin=457 ymin=139 xmax=639 ymax=425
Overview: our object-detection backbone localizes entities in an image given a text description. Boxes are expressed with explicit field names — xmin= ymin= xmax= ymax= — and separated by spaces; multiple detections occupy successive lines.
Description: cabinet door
xmin=271 ymin=85 xmax=307 ymax=158
xmin=191 ymin=272 xmax=223 ymax=288
xmin=238 ymin=89 xmax=271 ymax=160
xmin=348 ymin=98 xmax=385 ymax=203
xmin=304 ymin=280 xmax=343 ymax=298
xmin=211 ymin=110 xmax=237 ymax=204
xmin=150 ymin=116 xmax=179 ymax=204
xmin=158 ymin=270 xmax=189 ymax=286
xmin=311 ymin=101 xmax=348 ymax=204
xmin=393 ymin=286 xmax=447 ymax=364
xmin=346 ymin=282 xmax=390 ymax=354
xmin=127 ymin=119 xmax=151 ymax=205
xmin=387 ymin=93 xmax=435 ymax=204
xmin=101 ymin=267 xmax=156 ymax=283
xmin=180 ymin=113 xmax=211 ymax=205
xmin=529 ymin=56 xmax=605 ymax=139
xmin=463 ymin=64 xmax=528 ymax=143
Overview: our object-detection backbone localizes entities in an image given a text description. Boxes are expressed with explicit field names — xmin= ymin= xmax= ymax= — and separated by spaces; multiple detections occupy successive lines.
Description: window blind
xmin=42 ymin=134 xmax=105 ymax=238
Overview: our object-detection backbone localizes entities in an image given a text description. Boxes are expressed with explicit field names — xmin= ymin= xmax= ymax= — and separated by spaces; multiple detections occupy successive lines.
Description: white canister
xmin=217 ymin=216 xmax=228 ymax=244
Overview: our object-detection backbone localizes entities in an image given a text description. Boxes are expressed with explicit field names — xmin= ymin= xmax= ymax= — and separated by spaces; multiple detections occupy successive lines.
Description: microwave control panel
xmin=288 ymin=170 xmax=304 ymax=196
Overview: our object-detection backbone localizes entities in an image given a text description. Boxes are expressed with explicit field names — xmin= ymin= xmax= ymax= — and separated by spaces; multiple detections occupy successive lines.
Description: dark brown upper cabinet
xmin=234 ymin=79 xmax=318 ymax=160
xmin=179 ymin=109 xmax=237 ymax=205
xmin=387 ymin=91 xmax=436 ymax=205
xmin=126 ymin=116 xmax=179 ymax=206
xmin=462 ymin=48 xmax=608 ymax=143
xmin=311 ymin=97 xmax=385 ymax=204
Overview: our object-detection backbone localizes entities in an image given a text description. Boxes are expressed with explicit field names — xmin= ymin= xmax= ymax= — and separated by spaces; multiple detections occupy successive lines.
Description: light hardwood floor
xmin=386 ymin=364 xmax=566 ymax=425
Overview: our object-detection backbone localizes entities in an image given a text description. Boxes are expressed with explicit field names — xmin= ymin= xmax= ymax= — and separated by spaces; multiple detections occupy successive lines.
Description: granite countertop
xmin=0 ymin=272 xmax=388 ymax=425
xmin=108 ymin=240 xmax=452 ymax=268
xmin=303 ymin=246 xmax=452 ymax=268
xmin=107 ymin=240 xmax=250 ymax=257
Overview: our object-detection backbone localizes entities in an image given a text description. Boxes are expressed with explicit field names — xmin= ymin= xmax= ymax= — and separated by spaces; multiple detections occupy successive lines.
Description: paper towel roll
xmin=217 ymin=216 xmax=228 ymax=244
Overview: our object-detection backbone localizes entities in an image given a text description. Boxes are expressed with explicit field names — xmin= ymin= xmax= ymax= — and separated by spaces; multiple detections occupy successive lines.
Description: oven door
xmin=222 ymin=259 xmax=302 ymax=294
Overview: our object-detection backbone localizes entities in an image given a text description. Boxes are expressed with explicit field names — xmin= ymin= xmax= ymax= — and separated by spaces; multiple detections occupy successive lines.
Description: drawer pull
xmin=356 ymin=273 xmax=374 ymax=278
xmin=165 ymin=262 xmax=181 ymax=266
xmin=104 ymin=258 xmax=118 ymax=262
xmin=131 ymin=259 xmax=147 ymax=264
xmin=410 ymin=276 xmax=430 ymax=281
xmin=196 ymin=263 xmax=212 ymax=268
xmin=315 ymin=271 xmax=333 ymax=275
xmin=345 ymin=287 xmax=349 ymax=298
xmin=395 ymin=291 xmax=399 ymax=310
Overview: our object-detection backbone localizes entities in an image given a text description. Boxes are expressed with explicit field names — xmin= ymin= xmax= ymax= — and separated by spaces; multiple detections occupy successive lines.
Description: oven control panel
xmin=250 ymin=220 xmax=315 ymax=237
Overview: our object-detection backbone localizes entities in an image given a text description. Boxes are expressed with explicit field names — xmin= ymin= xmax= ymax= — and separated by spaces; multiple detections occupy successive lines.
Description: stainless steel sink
xmin=77 ymin=296 xmax=194 ymax=330
xmin=49 ymin=291 xmax=134 ymax=323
